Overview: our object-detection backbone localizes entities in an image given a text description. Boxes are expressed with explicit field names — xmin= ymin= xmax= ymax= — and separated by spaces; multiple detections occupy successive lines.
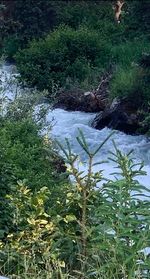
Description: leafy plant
xmin=15 ymin=25 xmax=110 ymax=92
xmin=0 ymin=129 xmax=150 ymax=278
xmin=110 ymin=65 xmax=143 ymax=102
xmin=55 ymin=131 xmax=150 ymax=278
xmin=0 ymin=181 xmax=68 ymax=279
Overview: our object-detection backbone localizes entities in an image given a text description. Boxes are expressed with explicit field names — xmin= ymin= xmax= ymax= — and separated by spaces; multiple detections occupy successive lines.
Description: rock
xmin=92 ymin=98 xmax=141 ymax=135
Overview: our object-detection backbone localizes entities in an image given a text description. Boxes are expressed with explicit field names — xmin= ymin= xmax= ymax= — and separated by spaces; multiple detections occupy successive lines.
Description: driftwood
xmin=113 ymin=0 xmax=125 ymax=23
xmin=90 ymin=69 xmax=113 ymax=109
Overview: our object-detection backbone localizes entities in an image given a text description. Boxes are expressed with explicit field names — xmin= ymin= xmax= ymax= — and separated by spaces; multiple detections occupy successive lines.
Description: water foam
xmin=1 ymin=63 xmax=150 ymax=191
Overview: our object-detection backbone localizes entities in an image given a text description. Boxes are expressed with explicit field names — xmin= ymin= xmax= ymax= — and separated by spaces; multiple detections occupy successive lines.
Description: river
xmin=1 ymin=63 xmax=150 ymax=192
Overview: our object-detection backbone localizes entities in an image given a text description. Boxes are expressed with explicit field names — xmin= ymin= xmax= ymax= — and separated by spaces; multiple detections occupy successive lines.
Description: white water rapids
xmin=1 ymin=63 xmax=150 ymax=192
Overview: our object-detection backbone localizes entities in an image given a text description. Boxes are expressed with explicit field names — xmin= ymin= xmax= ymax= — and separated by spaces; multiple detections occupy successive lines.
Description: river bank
xmin=1 ymin=61 xmax=150 ymax=279
xmin=1 ymin=62 xmax=150 ymax=191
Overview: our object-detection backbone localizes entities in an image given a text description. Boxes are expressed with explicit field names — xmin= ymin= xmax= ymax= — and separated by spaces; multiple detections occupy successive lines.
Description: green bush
xmin=0 ymin=131 xmax=150 ymax=278
xmin=1 ymin=0 xmax=61 ymax=58
xmin=2 ymin=35 xmax=21 ymax=60
xmin=126 ymin=0 xmax=150 ymax=37
xmin=57 ymin=1 xmax=113 ymax=30
xmin=110 ymin=66 xmax=143 ymax=102
xmin=0 ymin=116 xmax=67 ymax=238
xmin=110 ymin=46 xmax=150 ymax=106
xmin=15 ymin=25 xmax=110 ymax=91
xmin=1 ymin=0 xmax=150 ymax=60
xmin=111 ymin=40 xmax=150 ymax=68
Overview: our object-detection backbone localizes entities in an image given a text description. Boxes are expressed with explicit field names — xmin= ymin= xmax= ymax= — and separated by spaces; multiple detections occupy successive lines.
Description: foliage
xmin=1 ymin=0 xmax=61 ymax=58
xmin=111 ymin=40 xmax=150 ymax=68
xmin=1 ymin=1 xmax=150 ymax=278
xmin=1 ymin=0 xmax=150 ymax=54
xmin=0 ymin=69 xmax=68 ymax=276
xmin=127 ymin=0 xmax=150 ymax=38
xmin=15 ymin=25 xmax=110 ymax=92
xmin=138 ymin=51 xmax=150 ymax=135
xmin=0 ymin=113 xmax=68 ymax=241
xmin=55 ymin=131 xmax=150 ymax=278
xmin=0 ymin=182 xmax=60 ymax=277
xmin=57 ymin=1 xmax=113 ymax=29
xmin=99 ymin=143 xmax=150 ymax=278
xmin=110 ymin=65 xmax=143 ymax=102
xmin=2 ymin=35 xmax=22 ymax=61
xmin=1 ymin=128 xmax=150 ymax=278
xmin=12 ymin=1 xmax=150 ymax=108
xmin=110 ymin=49 xmax=150 ymax=107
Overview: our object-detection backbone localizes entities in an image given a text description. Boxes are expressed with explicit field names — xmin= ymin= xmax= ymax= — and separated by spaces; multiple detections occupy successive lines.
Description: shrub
xmin=15 ymin=25 xmax=110 ymax=92
xmin=2 ymin=35 xmax=21 ymax=60
xmin=0 ymin=131 xmax=150 ymax=278
xmin=57 ymin=1 xmax=113 ymax=30
xmin=111 ymin=40 xmax=150 ymax=68
xmin=110 ymin=47 xmax=150 ymax=106
xmin=1 ymin=0 xmax=60 ymax=58
xmin=110 ymin=66 xmax=143 ymax=103
xmin=126 ymin=0 xmax=150 ymax=37
xmin=0 ymin=116 xmax=67 ymax=239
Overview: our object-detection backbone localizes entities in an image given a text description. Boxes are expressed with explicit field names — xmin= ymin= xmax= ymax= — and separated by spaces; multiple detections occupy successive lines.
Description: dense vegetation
xmin=0 ymin=96 xmax=150 ymax=278
xmin=0 ymin=1 xmax=150 ymax=278
xmin=1 ymin=0 xmax=150 ymax=107
xmin=0 ymin=117 xmax=68 ymax=233
xmin=15 ymin=25 xmax=110 ymax=91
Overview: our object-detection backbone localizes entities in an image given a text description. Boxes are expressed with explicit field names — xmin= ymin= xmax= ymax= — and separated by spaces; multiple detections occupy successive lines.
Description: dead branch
xmin=113 ymin=0 xmax=125 ymax=23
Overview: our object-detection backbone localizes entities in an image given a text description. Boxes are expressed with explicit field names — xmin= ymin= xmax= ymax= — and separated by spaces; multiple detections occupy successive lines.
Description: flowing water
xmin=1 ymin=63 xmax=150 ymax=191
xmin=1 ymin=62 xmax=150 ymax=263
